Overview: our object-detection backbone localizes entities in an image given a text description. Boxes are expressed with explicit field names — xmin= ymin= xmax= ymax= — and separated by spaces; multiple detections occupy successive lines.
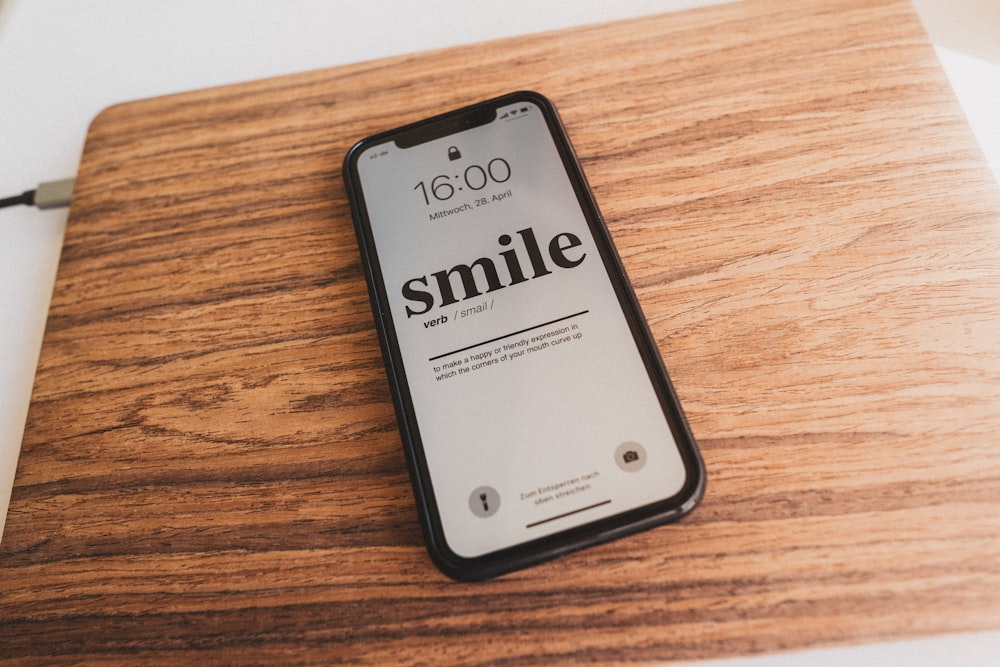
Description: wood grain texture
xmin=3 ymin=0 xmax=1000 ymax=663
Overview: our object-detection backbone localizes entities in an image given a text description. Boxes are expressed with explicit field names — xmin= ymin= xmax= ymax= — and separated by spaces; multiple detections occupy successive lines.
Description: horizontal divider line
xmin=428 ymin=310 xmax=588 ymax=362
xmin=526 ymin=499 xmax=611 ymax=529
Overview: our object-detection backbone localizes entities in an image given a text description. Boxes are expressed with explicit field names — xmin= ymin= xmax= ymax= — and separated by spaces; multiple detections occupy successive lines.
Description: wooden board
xmin=3 ymin=0 xmax=1000 ymax=663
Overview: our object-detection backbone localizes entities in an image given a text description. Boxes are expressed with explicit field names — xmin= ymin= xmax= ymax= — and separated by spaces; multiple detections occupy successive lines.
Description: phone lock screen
xmin=344 ymin=91 xmax=704 ymax=580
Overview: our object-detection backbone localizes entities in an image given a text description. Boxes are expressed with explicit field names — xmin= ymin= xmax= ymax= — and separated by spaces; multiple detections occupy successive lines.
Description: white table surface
xmin=1 ymin=1 xmax=998 ymax=664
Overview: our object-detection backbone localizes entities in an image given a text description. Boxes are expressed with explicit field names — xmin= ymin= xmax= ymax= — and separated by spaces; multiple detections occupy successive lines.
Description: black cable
xmin=1 ymin=178 xmax=75 ymax=210
xmin=0 ymin=190 xmax=35 ymax=209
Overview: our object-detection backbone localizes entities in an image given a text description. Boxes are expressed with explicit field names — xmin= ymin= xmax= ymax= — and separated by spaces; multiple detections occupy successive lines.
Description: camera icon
xmin=615 ymin=442 xmax=646 ymax=472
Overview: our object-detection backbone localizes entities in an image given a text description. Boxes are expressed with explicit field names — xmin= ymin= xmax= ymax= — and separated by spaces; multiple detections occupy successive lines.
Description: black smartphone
xmin=343 ymin=91 xmax=704 ymax=580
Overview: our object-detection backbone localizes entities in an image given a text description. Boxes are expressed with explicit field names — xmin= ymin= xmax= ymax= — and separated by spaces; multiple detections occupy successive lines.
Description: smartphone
xmin=343 ymin=91 xmax=704 ymax=580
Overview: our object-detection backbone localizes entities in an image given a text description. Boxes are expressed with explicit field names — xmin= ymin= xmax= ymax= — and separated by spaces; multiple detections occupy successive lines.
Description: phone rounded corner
xmin=671 ymin=429 xmax=707 ymax=520
xmin=342 ymin=138 xmax=370 ymax=180
xmin=422 ymin=534 xmax=493 ymax=582
xmin=509 ymin=89 xmax=550 ymax=104
xmin=514 ymin=90 xmax=562 ymax=117
xmin=680 ymin=456 xmax=707 ymax=517
xmin=417 ymin=507 xmax=520 ymax=581
xmin=427 ymin=553 xmax=482 ymax=582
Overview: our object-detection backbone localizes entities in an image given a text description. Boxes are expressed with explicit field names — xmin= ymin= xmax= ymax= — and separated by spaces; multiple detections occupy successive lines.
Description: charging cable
xmin=0 ymin=178 xmax=75 ymax=210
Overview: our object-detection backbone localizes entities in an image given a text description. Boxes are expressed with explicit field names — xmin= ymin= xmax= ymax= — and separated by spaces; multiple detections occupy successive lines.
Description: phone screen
xmin=346 ymin=92 xmax=701 ymax=571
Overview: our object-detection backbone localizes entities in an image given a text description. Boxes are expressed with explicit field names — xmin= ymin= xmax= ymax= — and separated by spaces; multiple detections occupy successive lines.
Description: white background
xmin=1 ymin=1 xmax=998 ymax=664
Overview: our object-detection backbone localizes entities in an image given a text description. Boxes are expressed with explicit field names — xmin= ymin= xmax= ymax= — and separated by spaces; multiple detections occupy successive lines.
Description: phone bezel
xmin=343 ymin=91 xmax=705 ymax=580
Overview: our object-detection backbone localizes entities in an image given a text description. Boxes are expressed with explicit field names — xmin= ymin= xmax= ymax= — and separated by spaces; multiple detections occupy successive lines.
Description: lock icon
xmin=448 ymin=146 xmax=461 ymax=161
